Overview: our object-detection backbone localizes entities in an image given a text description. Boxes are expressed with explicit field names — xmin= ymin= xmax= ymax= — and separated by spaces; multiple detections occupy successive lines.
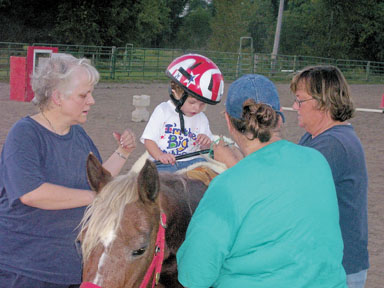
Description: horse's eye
xmin=132 ymin=247 xmax=146 ymax=257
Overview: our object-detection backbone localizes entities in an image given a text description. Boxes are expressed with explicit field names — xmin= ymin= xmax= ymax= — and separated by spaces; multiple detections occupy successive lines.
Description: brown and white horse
xmin=79 ymin=153 xmax=226 ymax=288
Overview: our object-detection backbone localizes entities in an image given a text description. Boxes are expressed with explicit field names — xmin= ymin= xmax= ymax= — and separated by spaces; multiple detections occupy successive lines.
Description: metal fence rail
xmin=1 ymin=42 xmax=383 ymax=83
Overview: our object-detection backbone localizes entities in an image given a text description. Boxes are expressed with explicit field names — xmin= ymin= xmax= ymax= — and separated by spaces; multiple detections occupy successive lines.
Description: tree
xmin=248 ymin=0 xmax=279 ymax=53
xmin=0 ymin=0 xmax=383 ymax=62
xmin=135 ymin=0 xmax=171 ymax=47
xmin=280 ymin=0 xmax=326 ymax=56
xmin=209 ymin=0 xmax=256 ymax=52
xmin=175 ymin=0 xmax=214 ymax=49
xmin=280 ymin=0 xmax=384 ymax=61
xmin=54 ymin=1 xmax=102 ymax=45
xmin=322 ymin=0 xmax=384 ymax=61
xmin=53 ymin=0 xmax=171 ymax=47
xmin=0 ymin=0 xmax=188 ymax=47
xmin=272 ymin=0 xmax=284 ymax=56
xmin=161 ymin=0 xmax=190 ymax=47
xmin=0 ymin=0 xmax=58 ymax=43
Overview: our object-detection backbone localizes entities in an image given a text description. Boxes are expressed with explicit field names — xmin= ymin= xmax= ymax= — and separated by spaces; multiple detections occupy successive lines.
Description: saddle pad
xmin=185 ymin=166 xmax=219 ymax=186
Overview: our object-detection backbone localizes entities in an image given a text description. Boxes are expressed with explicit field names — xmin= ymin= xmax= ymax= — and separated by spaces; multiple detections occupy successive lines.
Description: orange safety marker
xmin=381 ymin=93 xmax=384 ymax=109
xmin=9 ymin=56 xmax=27 ymax=101
xmin=9 ymin=46 xmax=58 ymax=102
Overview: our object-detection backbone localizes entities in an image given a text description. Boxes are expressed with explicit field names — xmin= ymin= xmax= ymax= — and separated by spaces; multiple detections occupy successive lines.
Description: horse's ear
xmin=86 ymin=152 xmax=112 ymax=193
xmin=137 ymin=159 xmax=160 ymax=203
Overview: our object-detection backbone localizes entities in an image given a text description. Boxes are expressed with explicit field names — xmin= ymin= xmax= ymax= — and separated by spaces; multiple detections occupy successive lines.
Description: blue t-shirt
xmin=177 ymin=140 xmax=346 ymax=288
xmin=299 ymin=124 xmax=369 ymax=274
xmin=0 ymin=116 xmax=101 ymax=284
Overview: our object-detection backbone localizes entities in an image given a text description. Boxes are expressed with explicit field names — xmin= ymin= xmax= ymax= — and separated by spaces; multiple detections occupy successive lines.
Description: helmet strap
xmin=170 ymin=91 xmax=188 ymax=135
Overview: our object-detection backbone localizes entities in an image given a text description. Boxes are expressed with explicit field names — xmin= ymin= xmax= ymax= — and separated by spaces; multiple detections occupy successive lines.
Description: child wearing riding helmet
xmin=140 ymin=54 xmax=224 ymax=172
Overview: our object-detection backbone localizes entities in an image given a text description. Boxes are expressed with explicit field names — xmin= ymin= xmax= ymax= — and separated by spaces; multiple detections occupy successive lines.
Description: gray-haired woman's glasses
xmin=294 ymin=97 xmax=315 ymax=108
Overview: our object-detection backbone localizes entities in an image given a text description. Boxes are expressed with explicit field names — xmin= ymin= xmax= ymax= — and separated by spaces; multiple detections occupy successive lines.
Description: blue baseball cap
xmin=225 ymin=74 xmax=285 ymax=122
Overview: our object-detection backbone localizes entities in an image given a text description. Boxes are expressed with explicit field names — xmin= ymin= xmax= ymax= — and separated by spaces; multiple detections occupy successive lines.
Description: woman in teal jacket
xmin=176 ymin=74 xmax=347 ymax=288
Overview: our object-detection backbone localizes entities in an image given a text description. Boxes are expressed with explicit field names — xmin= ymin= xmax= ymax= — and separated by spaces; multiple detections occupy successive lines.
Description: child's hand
xmin=157 ymin=153 xmax=176 ymax=165
xmin=196 ymin=134 xmax=212 ymax=149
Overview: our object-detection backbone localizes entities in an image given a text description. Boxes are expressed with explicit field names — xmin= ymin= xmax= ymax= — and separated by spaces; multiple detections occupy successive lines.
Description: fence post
xmin=253 ymin=53 xmax=258 ymax=75
xmin=366 ymin=61 xmax=370 ymax=81
xmin=124 ymin=43 xmax=133 ymax=75
xmin=251 ymin=52 xmax=254 ymax=74
xmin=270 ymin=54 xmax=277 ymax=77
xmin=156 ymin=49 xmax=160 ymax=79
xmin=142 ymin=49 xmax=146 ymax=78
xmin=236 ymin=53 xmax=242 ymax=78
xmin=110 ymin=46 xmax=116 ymax=80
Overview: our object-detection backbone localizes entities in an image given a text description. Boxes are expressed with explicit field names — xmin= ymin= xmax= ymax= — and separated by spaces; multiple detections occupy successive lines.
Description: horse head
xmin=80 ymin=153 xmax=163 ymax=288
xmin=79 ymin=153 xmax=225 ymax=288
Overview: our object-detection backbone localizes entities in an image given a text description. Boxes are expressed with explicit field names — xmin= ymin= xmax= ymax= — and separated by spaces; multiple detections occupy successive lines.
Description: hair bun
xmin=241 ymin=99 xmax=278 ymax=142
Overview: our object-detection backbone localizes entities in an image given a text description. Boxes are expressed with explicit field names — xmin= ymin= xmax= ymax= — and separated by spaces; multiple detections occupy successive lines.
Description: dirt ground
xmin=1 ymin=81 xmax=383 ymax=287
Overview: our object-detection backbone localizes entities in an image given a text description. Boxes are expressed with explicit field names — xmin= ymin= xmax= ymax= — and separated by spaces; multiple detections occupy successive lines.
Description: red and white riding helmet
xmin=165 ymin=54 xmax=224 ymax=105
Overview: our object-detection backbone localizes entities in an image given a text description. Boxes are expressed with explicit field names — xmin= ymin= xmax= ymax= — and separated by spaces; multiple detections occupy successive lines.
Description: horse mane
xmin=79 ymin=149 xmax=227 ymax=262
xmin=79 ymin=170 xmax=140 ymax=261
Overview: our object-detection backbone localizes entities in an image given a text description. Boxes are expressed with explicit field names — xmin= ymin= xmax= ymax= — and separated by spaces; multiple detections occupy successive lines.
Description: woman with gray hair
xmin=290 ymin=65 xmax=369 ymax=288
xmin=0 ymin=53 xmax=136 ymax=287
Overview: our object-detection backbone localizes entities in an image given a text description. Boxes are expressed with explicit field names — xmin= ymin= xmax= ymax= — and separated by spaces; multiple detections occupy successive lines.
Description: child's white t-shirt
xmin=140 ymin=100 xmax=213 ymax=161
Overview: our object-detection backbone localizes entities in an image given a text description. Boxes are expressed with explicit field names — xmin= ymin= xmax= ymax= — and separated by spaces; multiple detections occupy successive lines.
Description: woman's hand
xmin=113 ymin=129 xmax=136 ymax=154
xmin=213 ymin=137 xmax=243 ymax=168
xmin=103 ymin=129 xmax=136 ymax=176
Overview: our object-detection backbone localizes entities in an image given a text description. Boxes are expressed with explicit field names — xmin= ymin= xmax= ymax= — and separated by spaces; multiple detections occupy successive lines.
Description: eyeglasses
xmin=294 ymin=97 xmax=315 ymax=108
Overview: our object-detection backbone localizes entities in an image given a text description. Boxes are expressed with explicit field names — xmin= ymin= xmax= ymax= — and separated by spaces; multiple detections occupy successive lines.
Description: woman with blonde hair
xmin=291 ymin=65 xmax=369 ymax=288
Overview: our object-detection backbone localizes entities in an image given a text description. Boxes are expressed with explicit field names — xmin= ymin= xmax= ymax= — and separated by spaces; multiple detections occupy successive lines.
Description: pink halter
xmin=139 ymin=213 xmax=167 ymax=288
xmin=80 ymin=282 xmax=101 ymax=288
